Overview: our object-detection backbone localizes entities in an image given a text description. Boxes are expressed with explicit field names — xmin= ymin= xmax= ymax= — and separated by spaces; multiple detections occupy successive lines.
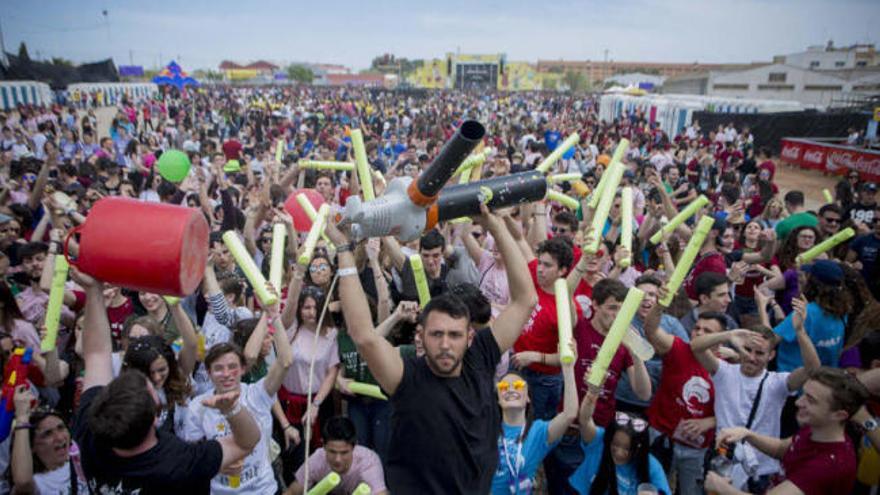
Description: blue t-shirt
xmin=569 ymin=427 xmax=671 ymax=495
xmin=491 ymin=420 xmax=558 ymax=495
xmin=773 ymin=301 xmax=844 ymax=372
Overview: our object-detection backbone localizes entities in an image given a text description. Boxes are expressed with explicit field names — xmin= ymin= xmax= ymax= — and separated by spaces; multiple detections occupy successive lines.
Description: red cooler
xmin=64 ymin=197 xmax=209 ymax=296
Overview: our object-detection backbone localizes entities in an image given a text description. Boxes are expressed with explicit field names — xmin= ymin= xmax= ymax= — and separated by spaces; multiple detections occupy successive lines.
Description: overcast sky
xmin=3 ymin=0 xmax=878 ymax=71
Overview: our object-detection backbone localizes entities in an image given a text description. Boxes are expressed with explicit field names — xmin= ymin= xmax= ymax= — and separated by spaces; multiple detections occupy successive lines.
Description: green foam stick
xmin=306 ymin=472 xmax=341 ymax=495
xmin=822 ymin=189 xmax=833 ymax=204
xmin=452 ymin=148 xmax=491 ymax=177
xmin=353 ymin=483 xmax=372 ymax=495
xmin=536 ymin=132 xmax=580 ymax=174
xmin=546 ymin=190 xmax=580 ymax=210
xmin=298 ymin=204 xmax=330 ymax=267
xmin=588 ymin=140 xmax=630 ymax=208
xmin=796 ymin=227 xmax=854 ymax=266
xmin=295 ymin=193 xmax=335 ymax=248
xmin=348 ymin=382 xmax=388 ymax=400
xmin=41 ymin=256 xmax=69 ymax=352
xmin=351 ymin=129 xmax=374 ymax=200
xmin=649 ymin=195 xmax=710 ymax=245
xmin=585 ymin=161 xmax=626 ymax=254
xmin=659 ymin=215 xmax=715 ymax=307
xmin=587 ymin=287 xmax=645 ymax=388
xmin=409 ymin=254 xmax=431 ymax=308
xmin=269 ymin=223 xmax=286 ymax=292
xmin=222 ymin=231 xmax=278 ymax=307
xmin=275 ymin=138 xmax=285 ymax=162
xmin=620 ymin=187 xmax=633 ymax=268
xmin=554 ymin=279 xmax=575 ymax=364
xmin=298 ymin=160 xmax=354 ymax=171
xmin=549 ymin=173 xmax=582 ymax=183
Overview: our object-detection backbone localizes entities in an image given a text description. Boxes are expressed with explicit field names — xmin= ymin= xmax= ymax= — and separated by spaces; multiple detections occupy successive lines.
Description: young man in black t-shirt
xmin=328 ymin=204 xmax=537 ymax=494
xmin=71 ymin=268 xmax=260 ymax=494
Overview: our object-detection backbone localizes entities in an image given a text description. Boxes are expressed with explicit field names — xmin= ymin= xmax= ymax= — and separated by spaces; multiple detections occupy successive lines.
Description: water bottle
xmin=707 ymin=446 xmax=735 ymax=495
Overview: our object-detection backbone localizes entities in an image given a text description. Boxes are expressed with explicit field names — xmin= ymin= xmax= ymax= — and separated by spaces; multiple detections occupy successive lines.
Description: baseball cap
xmin=801 ymin=259 xmax=843 ymax=285
xmin=862 ymin=182 xmax=877 ymax=192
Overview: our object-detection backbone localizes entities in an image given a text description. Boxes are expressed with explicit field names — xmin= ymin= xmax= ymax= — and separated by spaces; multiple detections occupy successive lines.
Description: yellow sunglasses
xmin=497 ymin=380 xmax=526 ymax=392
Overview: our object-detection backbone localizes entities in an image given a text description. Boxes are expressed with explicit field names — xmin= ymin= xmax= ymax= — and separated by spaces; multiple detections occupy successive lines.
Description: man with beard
xmin=326 ymin=204 xmax=537 ymax=494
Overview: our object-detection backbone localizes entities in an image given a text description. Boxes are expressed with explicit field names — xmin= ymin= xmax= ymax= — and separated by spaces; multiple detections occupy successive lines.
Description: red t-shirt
xmin=73 ymin=292 xmax=134 ymax=348
xmin=222 ymin=140 xmax=243 ymax=161
xmin=684 ymin=251 xmax=726 ymax=300
xmin=777 ymin=426 xmax=856 ymax=495
xmin=513 ymin=259 xmax=584 ymax=375
xmin=646 ymin=337 xmax=714 ymax=448
xmin=573 ymin=318 xmax=633 ymax=427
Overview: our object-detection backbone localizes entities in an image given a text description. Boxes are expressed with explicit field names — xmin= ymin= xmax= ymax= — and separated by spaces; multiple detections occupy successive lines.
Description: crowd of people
xmin=0 ymin=85 xmax=878 ymax=494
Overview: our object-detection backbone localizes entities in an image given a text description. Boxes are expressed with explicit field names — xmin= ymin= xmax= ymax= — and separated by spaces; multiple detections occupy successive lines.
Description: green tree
xmin=50 ymin=57 xmax=74 ymax=67
xmin=563 ymin=71 xmax=587 ymax=92
xmin=17 ymin=42 xmax=30 ymax=60
xmin=286 ymin=64 xmax=314 ymax=84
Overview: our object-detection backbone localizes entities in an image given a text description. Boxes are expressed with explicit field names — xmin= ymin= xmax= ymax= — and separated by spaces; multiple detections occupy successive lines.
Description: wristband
xmin=222 ymin=402 xmax=242 ymax=419
xmin=337 ymin=267 xmax=358 ymax=277
xmin=284 ymin=424 xmax=295 ymax=431
xmin=14 ymin=423 xmax=32 ymax=431
xmin=336 ymin=243 xmax=356 ymax=254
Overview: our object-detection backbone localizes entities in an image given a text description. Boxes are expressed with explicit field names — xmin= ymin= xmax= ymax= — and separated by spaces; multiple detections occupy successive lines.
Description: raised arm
xmin=72 ymin=268 xmax=113 ymax=390
xmin=11 ymin=387 xmax=37 ymax=495
xmin=327 ymin=223 xmax=404 ymax=395
xmin=485 ymin=204 xmax=538 ymax=353
xmin=578 ymin=388 xmax=600 ymax=444
xmin=741 ymin=228 xmax=777 ymax=264
xmin=280 ymin=263 xmax=306 ymax=329
xmin=502 ymin=210 xmax=534 ymax=262
xmin=644 ymin=287 xmax=674 ymax=356
xmin=690 ymin=329 xmax=752 ymax=375
xmin=786 ymin=296 xmax=820 ymax=391
xmin=381 ymin=236 xmax=407 ymax=272
xmin=547 ymin=343 xmax=578 ymax=444
xmin=526 ymin=202 xmax=548 ymax=250
xmin=263 ymin=295 xmax=294 ymax=397
xmin=626 ymin=355 xmax=652 ymax=401
xmin=460 ymin=222 xmax=486 ymax=266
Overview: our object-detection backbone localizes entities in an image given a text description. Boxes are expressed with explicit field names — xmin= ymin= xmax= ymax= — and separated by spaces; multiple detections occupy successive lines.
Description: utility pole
xmin=0 ymin=15 xmax=7 ymax=64
xmin=129 ymin=49 xmax=133 ymax=65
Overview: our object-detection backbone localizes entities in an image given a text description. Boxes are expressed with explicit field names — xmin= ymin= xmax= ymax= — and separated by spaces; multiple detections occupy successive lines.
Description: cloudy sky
xmin=3 ymin=0 xmax=878 ymax=71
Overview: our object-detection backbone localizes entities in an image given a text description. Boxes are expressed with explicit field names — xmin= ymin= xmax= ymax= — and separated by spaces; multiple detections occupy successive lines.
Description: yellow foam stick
xmin=478 ymin=186 xmax=494 ymax=204
xmin=353 ymin=483 xmax=372 ymax=495
xmin=298 ymin=204 xmax=330 ymax=267
xmin=409 ymin=254 xmax=431 ymax=308
xmin=586 ymin=161 xmax=626 ymax=254
xmin=348 ymin=381 xmax=388 ymax=400
xmin=275 ymin=138 xmax=285 ymax=162
xmin=549 ymin=173 xmax=582 ymax=183
xmin=229 ymin=475 xmax=240 ymax=488
xmin=372 ymin=168 xmax=386 ymax=187
xmin=307 ymin=472 xmax=341 ymax=495
xmin=571 ymin=180 xmax=590 ymax=198
xmin=822 ymin=189 xmax=833 ymax=203
xmin=536 ymin=132 xmax=580 ymax=174
xmin=222 ymin=231 xmax=278 ymax=307
xmin=269 ymin=223 xmax=286 ymax=292
xmin=659 ymin=215 xmax=715 ymax=307
xmin=162 ymin=296 xmax=180 ymax=306
xmin=649 ymin=195 xmax=711 ymax=245
xmin=587 ymin=287 xmax=645 ymax=388
xmin=796 ymin=227 xmax=855 ymax=266
xmin=554 ymin=279 xmax=575 ymax=364
xmin=449 ymin=217 xmax=472 ymax=225
xmin=452 ymin=148 xmax=492 ymax=178
xmin=351 ymin=129 xmax=374 ymax=200
xmin=197 ymin=333 xmax=206 ymax=361
xmin=620 ymin=187 xmax=633 ymax=268
xmin=546 ymin=189 xmax=580 ymax=210
xmin=458 ymin=165 xmax=473 ymax=184
xmin=296 ymin=194 xmax=334 ymax=248
xmin=588 ymin=140 xmax=630 ymax=208
xmin=41 ymin=255 xmax=69 ymax=352
xmin=298 ymin=160 xmax=354 ymax=171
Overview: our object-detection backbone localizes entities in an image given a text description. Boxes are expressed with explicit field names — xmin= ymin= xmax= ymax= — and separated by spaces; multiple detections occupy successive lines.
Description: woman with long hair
xmin=0 ymin=281 xmax=40 ymax=351
xmin=10 ymin=388 xmax=88 ymax=494
xmin=491 ymin=345 xmax=578 ymax=494
xmin=758 ymin=196 xmax=787 ymax=229
xmin=732 ymin=220 xmax=781 ymax=325
xmin=760 ymin=225 xmax=819 ymax=315
xmin=122 ymin=334 xmax=192 ymax=435
xmin=569 ymin=389 xmax=670 ymax=495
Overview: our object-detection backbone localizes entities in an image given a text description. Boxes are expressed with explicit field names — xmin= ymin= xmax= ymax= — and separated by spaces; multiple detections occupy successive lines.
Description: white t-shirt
xmin=33 ymin=443 xmax=89 ymax=494
xmin=712 ymin=361 xmax=791 ymax=482
xmin=182 ymin=379 xmax=276 ymax=494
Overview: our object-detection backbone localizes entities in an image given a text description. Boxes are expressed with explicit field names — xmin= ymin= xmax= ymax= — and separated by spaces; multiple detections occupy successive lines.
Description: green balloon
xmin=157 ymin=149 xmax=191 ymax=183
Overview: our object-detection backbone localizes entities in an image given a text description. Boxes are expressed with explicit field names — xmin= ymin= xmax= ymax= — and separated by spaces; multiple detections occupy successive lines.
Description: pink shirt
xmin=478 ymin=249 xmax=509 ymax=314
xmin=9 ymin=319 xmax=40 ymax=351
xmin=282 ymin=324 xmax=340 ymax=394
xmin=295 ymin=445 xmax=387 ymax=493
xmin=16 ymin=286 xmax=75 ymax=329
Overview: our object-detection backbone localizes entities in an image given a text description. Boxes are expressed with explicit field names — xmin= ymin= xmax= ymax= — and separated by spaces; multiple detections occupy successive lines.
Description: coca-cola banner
xmin=780 ymin=138 xmax=880 ymax=182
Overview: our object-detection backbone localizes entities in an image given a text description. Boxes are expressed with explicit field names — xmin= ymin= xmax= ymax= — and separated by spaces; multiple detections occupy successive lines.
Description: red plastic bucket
xmin=64 ymin=197 xmax=209 ymax=296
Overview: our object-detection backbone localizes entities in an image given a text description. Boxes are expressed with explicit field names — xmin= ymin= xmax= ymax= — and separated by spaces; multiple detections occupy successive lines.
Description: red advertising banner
xmin=780 ymin=138 xmax=880 ymax=182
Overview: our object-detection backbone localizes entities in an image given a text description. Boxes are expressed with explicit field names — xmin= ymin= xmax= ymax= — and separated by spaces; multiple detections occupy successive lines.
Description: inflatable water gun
xmin=0 ymin=348 xmax=33 ymax=442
